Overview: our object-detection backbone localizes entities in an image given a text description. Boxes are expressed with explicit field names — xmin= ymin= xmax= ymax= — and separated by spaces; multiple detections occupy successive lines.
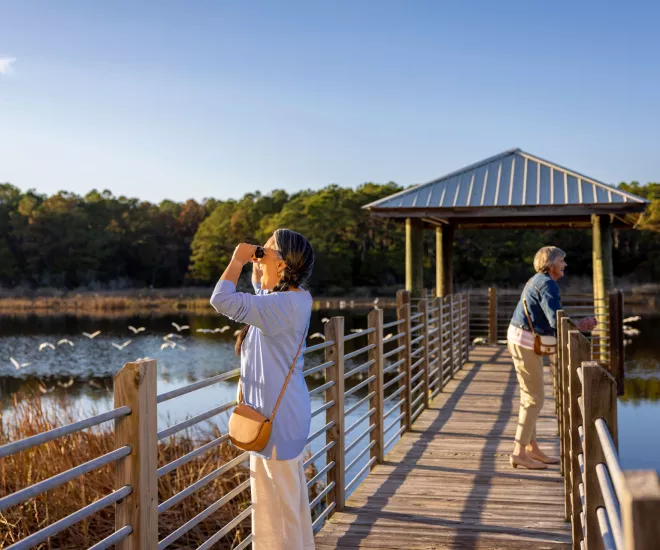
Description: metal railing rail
xmin=2 ymin=289 xmax=473 ymax=548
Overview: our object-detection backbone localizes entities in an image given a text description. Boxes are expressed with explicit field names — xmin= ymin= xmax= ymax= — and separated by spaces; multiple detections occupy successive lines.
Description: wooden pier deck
xmin=315 ymin=346 xmax=571 ymax=549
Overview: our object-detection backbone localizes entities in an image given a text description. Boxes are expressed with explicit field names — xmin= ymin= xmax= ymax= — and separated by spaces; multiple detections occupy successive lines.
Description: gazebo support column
xmin=435 ymin=224 xmax=454 ymax=297
xmin=592 ymin=214 xmax=614 ymax=360
xmin=405 ymin=218 xmax=424 ymax=297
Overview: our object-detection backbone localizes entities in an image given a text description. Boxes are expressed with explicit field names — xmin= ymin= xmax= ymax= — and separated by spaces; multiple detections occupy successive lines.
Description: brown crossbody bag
xmin=228 ymin=326 xmax=307 ymax=452
xmin=522 ymin=282 xmax=558 ymax=356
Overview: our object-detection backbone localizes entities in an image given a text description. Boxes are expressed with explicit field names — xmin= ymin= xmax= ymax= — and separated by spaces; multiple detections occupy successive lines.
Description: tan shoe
xmin=527 ymin=450 xmax=560 ymax=464
xmin=510 ymin=454 xmax=548 ymax=470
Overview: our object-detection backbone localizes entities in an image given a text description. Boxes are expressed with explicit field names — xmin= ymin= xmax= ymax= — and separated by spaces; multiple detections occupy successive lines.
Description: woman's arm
xmin=211 ymin=243 xmax=292 ymax=335
xmin=539 ymin=280 xmax=562 ymax=331
xmin=252 ymin=262 xmax=264 ymax=294
xmin=539 ymin=279 xmax=597 ymax=333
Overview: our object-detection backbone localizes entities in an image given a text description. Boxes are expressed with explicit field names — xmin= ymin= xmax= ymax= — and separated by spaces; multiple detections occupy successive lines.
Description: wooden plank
xmin=608 ymin=289 xmax=625 ymax=395
xmin=419 ymin=298 xmax=430 ymax=409
xmin=114 ymin=360 xmax=158 ymax=550
xmin=488 ymin=287 xmax=497 ymax=344
xmin=315 ymin=347 xmax=570 ymax=549
xmin=582 ymin=361 xmax=617 ymax=550
xmin=368 ymin=308 xmax=385 ymax=464
xmin=621 ymin=471 xmax=660 ymax=550
xmin=568 ymin=331 xmax=590 ymax=549
xmin=396 ymin=290 xmax=412 ymax=432
xmin=560 ymin=316 xmax=571 ymax=520
xmin=434 ymin=296 xmax=444 ymax=393
xmin=325 ymin=316 xmax=346 ymax=513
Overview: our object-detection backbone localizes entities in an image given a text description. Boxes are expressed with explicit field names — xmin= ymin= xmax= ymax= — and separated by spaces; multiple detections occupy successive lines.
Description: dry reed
xmin=0 ymin=394 xmax=320 ymax=549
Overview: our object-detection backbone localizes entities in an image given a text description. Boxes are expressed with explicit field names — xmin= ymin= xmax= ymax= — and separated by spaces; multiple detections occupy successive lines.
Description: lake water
xmin=1 ymin=306 xmax=658 ymax=487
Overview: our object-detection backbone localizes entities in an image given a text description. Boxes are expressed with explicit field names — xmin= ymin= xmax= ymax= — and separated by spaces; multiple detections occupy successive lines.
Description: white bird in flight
xmin=10 ymin=357 xmax=30 ymax=369
xmin=233 ymin=329 xmax=242 ymax=337
xmin=171 ymin=322 xmax=189 ymax=332
xmin=57 ymin=339 xmax=74 ymax=347
xmin=112 ymin=340 xmax=132 ymax=350
xmin=218 ymin=326 xmax=231 ymax=333
xmin=38 ymin=342 xmax=56 ymax=351
xmin=196 ymin=328 xmax=211 ymax=333
xmin=82 ymin=331 xmax=102 ymax=339
xmin=38 ymin=382 xmax=55 ymax=393
xmin=128 ymin=326 xmax=146 ymax=334
xmin=321 ymin=318 xmax=330 ymax=324
xmin=623 ymin=316 xmax=641 ymax=323
xmin=350 ymin=329 xmax=364 ymax=334
xmin=383 ymin=333 xmax=394 ymax=341
xmin=163 ymin=333 xmax=182 ymax=340
xmin=161 ymin=341 xmax=176 ymax=351
xmin=309 ymin=332 xmax=325 ymax=340
xmin=57 ymin=377 xmax=74 ymax=388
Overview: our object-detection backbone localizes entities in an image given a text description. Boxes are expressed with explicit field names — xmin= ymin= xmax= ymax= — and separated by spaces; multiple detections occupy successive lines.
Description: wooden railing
xmin=554 ymin=310 xmax=660 ymax=550
xmin=0 ymin=289 xmax=470 ymax=549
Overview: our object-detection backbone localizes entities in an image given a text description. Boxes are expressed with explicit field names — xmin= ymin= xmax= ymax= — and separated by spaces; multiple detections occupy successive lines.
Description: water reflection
xmin=0 ymin=308 xmax=400 ymax=492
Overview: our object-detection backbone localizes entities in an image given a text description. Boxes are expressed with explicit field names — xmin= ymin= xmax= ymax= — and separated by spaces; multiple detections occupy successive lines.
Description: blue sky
xmin=1 ymin=1 xmax=658 ymax=203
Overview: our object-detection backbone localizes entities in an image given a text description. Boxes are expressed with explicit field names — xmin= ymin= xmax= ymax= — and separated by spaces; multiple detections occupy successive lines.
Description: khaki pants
xmin=250 ymin=447 xmax=315 ymax=550
xmin=508 ymin=341 xmax=545 ymax=446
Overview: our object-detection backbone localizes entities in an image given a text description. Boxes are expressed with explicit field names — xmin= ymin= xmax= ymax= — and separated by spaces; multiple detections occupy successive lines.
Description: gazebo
xmin=362 ymin=148 xmax=649 ymax=305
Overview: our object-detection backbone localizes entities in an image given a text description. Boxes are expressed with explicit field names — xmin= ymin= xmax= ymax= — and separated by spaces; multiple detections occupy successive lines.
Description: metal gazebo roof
xmin=363 ymin=149 xmax=648 ymax=228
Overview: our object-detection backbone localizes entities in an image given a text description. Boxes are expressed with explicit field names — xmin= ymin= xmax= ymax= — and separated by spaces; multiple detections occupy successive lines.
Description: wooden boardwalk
xmin=315 ymin=346 xmax=571 ymax=549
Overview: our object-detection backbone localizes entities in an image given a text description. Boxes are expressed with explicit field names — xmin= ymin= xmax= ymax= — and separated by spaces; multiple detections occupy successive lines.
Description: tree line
xmin=0 ymin=181 xmax=658 ymax=294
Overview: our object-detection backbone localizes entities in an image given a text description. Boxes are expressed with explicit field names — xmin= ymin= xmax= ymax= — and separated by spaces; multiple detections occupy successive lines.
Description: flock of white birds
xmin=7 ymin=321 xmax=232 ymax=373
xmin=7 ymin=317 xmax=378 ymax=373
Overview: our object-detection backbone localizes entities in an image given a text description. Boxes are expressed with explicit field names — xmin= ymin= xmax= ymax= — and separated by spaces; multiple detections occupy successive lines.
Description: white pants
xmin=250 ymin=447 xmax=315 ymax=550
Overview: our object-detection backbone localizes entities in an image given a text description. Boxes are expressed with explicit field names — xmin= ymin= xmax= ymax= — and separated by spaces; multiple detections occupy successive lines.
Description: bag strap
xmin=269 ymin=323 xmax=308 ymax=422
xmin=237 ymin=322 xmax=309 ymax=422
xmin=521 ymin=281 xmax=537 ymax=338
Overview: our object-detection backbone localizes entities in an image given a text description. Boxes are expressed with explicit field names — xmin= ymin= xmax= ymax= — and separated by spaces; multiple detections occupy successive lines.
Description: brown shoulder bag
xmin=228 ymin=327 xmax=307 ymax=452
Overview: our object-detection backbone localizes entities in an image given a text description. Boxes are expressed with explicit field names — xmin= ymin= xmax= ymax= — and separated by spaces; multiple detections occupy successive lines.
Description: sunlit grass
xmin=0 ymin=394 xmax=320 ymax=549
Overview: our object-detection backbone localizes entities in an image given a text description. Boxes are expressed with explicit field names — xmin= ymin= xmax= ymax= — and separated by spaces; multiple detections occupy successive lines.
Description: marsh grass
xmin=0 ymin=394 xmax=320 ymax=549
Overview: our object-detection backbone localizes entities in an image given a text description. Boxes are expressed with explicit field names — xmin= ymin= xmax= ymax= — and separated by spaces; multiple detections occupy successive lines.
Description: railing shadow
xmin=332 ymin=346 xmax=570 ymax=548
xmin=333 ymin=347 xmax=496 ymax=546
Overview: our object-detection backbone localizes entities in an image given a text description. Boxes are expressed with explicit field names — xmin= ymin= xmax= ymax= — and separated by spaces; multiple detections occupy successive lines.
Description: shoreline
xmin=1 ymin=287 xmax=658 ymax=316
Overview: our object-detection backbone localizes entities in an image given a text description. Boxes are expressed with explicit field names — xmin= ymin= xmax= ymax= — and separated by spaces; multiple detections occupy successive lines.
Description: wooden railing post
xmin=559 ymin=314 xmax=571 ymax=520
xmin=464 ymin=293 xmax=470 ymax=362
xmin=396 ymin=290 xmax=412 ymax=432
xmin=435 ymin=296 xmax=444 ymax=392
xmin=449 ymin=294 xmax=457 ymax=376
xmin=368 ymin=308 xmax=384 ymax=464
xmin=462 ymin=294 xmax=469 ymax=365
xmin=608 ymin=290 xmax=625 ymax=396
xmin=621 ymin=471 xmax=660 ymax=550
xmin=325 ymin=316 xmax=345 ymax=514
xmin=582 ymin=361 xmax=618 ymax=550
xmin=114 ymin=360 xmax=158 ymax=550
xmin=488 ymin=287 xmax=497 ymax=345
xmin=419 ymin=298 xmax=430 ymax=409
xmin=568 ymin=332 xmax=591 ymax=549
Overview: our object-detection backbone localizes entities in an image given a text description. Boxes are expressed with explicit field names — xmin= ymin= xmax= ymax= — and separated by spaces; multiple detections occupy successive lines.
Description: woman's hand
xmin=231 ymin=243 xmax=257 ymax=266
xmin=577 ymin=316 xmax=597 ymax=332
xmin=252 ymin=260 xmax=263 ymax=285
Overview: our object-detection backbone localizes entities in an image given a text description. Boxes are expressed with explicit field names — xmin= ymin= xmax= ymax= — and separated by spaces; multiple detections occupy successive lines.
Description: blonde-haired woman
xmin=507 ymin=246 xmax=597 ymax=469
xmin=210 ymin=229 xmax=316 ymax=549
